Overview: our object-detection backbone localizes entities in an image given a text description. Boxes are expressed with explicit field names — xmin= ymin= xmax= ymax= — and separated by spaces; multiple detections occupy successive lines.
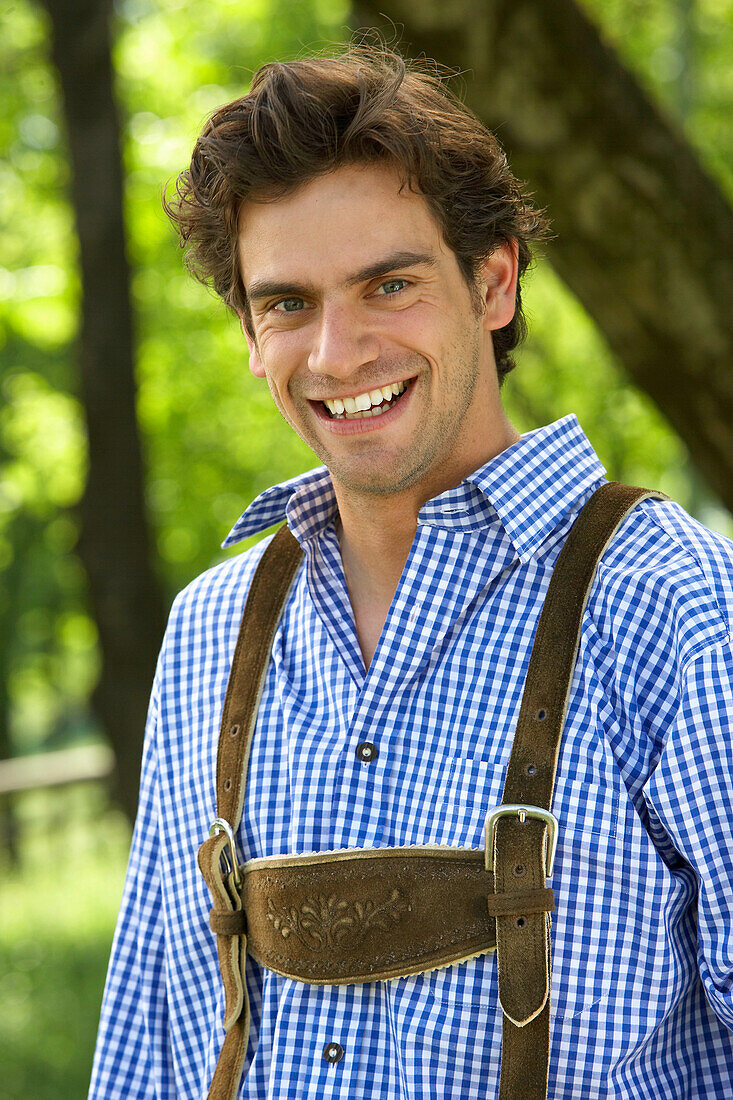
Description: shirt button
xmin=323 ymin=1041 xmax=344 ymax=1063
xmin=356 ymin=741 xmax=378 ymax=763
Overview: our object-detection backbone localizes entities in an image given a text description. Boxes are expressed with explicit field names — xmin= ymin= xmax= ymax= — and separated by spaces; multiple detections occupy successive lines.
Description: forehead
xmin=237 ymin=163 xmax=447 ymax=288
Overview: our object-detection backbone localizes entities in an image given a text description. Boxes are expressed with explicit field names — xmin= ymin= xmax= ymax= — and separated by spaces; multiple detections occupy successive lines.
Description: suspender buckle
xmin=485 ymin=804 xmax=559 ymax=877
xmin=209 ymin=818 xmax=243 ymax=887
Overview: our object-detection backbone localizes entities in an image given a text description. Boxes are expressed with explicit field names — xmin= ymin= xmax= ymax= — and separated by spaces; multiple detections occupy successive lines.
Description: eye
xmin=375 ymin=278 xmax=409 ymax=297
xmin=272 ymin=297 xmax=305 ymax=313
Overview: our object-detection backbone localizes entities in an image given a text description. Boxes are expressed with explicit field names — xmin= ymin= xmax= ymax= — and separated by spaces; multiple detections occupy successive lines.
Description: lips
xmin=308 ymin=375 xmax=416 ymax=436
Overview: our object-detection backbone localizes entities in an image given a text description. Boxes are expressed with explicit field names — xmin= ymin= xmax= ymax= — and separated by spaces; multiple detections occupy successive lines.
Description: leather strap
xmin=198 ymin=523 xmax=303 ymax=1100
xmin=489 ymin=482 xmax=667 ymax=1100
xmin=215 ymin=523 xmax=303 ymax=830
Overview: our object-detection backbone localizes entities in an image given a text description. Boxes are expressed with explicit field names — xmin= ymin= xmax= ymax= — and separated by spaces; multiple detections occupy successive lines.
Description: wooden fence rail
xmin=0 ymin=744 xmax=114 ymax=796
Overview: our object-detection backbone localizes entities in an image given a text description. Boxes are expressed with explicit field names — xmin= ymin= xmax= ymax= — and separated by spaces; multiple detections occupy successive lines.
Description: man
xmin=89 ymin=44 xmax=733 ymax=1099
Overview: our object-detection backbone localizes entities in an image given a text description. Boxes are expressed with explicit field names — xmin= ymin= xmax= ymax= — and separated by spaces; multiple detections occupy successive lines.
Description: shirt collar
xmin=222 ymin=414 xmax=606 ymax=561
xmin=222 ymin=464 xmax=336 ymax=547
xmin=463 ymin=414 xmax=606 ymax=562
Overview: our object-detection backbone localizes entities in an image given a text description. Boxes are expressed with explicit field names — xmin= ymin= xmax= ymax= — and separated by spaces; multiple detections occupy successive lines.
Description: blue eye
xmin=274 ymin=298 xmax=304 ymax=312
xmin=378 ymin=279 xmax=407 ymax=295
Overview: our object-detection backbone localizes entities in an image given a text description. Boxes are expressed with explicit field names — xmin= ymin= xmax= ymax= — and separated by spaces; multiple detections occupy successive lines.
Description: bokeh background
xmin=1 ymin=0 xmax=731 ymax=1094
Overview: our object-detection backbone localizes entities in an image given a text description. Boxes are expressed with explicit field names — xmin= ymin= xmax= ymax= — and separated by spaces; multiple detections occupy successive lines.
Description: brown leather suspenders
xmin=198 ymin=525 xmax=303 ymax=1100
xmin=198 ymin=482 xmax=667 ymax=1100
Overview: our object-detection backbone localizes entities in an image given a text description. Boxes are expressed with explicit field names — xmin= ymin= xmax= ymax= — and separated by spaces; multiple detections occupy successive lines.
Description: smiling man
xmin=238 ymin=165 xmax=516 ymax=497
xmin=237 ymin=160 xmax=520 ymax=665
xmin=89 ymin=44 xmax=733 ymax=1100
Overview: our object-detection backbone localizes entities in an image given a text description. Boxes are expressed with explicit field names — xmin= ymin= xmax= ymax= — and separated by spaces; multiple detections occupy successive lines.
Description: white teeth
xmin=322 ymin=379 xmax=410 ymax=418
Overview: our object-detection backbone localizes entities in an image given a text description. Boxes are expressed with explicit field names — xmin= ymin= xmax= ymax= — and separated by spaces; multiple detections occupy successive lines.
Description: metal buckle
xmin=484 ymin=804 xmax=559 ymax=877
xmin=209 ymin=818 xmax=243 ymax=888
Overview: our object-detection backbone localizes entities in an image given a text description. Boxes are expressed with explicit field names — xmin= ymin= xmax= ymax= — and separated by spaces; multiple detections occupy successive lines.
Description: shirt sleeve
xmin=642 ymin=637 xmax=733 ymax=1031
xmin=88 ymin=666 xmax=175 ymax=1098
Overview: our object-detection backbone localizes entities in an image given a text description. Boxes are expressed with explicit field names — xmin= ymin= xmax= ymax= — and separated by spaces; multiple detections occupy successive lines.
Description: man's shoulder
xmin=602 ymin=494 xmax=733 ymax=604
xmin=588 ymin=494 xmax=733 ymax=666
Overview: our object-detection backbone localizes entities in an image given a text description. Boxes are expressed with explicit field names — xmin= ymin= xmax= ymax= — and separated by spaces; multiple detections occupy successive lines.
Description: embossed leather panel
xmin=240 ymin=846 xmax=496 ymax=983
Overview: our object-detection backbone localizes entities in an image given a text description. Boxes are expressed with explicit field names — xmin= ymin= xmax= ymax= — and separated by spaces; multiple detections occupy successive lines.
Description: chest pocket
xmin=552 ymin=770 xmax=620 ymax=841
xmin=434 ymin=754 xmax=505 ymax=849
xmin=438 ymin=751 xmax=619 ymax=846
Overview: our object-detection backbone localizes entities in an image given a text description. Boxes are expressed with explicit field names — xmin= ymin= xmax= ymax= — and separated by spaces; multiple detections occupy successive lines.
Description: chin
xmin=332 ymin=460 xmax=427 ymax=497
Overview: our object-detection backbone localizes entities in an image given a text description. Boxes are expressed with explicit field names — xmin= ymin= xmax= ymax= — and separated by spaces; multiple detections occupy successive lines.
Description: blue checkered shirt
xmin=89 ymin=416 xmax=733 ymax=1098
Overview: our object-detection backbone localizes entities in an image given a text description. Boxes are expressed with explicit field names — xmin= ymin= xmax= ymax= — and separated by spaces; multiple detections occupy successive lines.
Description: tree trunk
xmin=38 ymin=0 xmax=167 ymax=823
xmin=354 ymin=0 xmax=733 ymax=511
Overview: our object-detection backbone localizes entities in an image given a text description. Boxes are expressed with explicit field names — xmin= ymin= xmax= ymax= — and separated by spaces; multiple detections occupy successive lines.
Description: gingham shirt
xmin=89 ymin=415 xmax=733 ymax=1099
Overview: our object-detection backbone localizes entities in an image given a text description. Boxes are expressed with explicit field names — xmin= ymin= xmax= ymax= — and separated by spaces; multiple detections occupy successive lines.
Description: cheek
xmin=264 ymin=376 xmax=295 ymax=421
xmin=258 ymin=330 xmax=309 ymax=386
xmin=260 ymin=364 xmax=308 ymax=429
xmin=263 ymin=378 xmax=301 ymax=434
xmin=389 ymin=301 xmax=449 ymax=353
xmin=255 ymin=359 xmax=289 ymax=402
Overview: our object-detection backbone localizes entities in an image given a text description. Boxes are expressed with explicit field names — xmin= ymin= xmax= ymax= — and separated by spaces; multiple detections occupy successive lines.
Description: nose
xmin=307 ymin=302 xmax=379 ymax=378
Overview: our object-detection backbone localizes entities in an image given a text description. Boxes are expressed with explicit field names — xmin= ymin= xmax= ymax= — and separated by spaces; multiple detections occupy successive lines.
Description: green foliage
xmin=580 ymin=0 xmax=733 ymax=190
xmin=0 ymin=785 xmax=129 ymax=1099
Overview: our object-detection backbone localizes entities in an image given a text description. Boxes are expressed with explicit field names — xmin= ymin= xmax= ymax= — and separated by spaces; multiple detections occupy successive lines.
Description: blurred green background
xmin=1 ymin=0 xmax=731 ymax=1094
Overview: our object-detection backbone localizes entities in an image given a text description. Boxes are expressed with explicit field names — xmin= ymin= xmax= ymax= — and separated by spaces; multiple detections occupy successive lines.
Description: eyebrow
xmin=245 ymin=250 xmax=438 ymax=305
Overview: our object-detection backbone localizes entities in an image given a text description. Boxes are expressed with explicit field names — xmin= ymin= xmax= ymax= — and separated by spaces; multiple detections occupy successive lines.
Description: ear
xmin=478 ymin=241 xmax=519 ymax=332
xmin=239 ymin=313 xmax=266 ymax=378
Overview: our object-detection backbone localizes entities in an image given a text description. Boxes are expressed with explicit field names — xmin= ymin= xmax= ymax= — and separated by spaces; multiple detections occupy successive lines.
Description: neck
xmin=332 ymin=413 xmax=519 ymax=668
xmin=335 ymin=490 xmax=419 ymax=607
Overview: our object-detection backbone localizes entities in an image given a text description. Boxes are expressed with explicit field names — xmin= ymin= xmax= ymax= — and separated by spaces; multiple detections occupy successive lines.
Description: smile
xmin=322 ymin=379 xmax=409 ymax=420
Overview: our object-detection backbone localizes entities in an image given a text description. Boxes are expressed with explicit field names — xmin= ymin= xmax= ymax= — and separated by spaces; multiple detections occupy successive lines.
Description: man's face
xmin=238 ymin=163 xmax=517 ymax=501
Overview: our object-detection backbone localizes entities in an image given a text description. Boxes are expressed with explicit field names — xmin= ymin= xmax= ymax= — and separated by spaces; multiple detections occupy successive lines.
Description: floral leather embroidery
xmin=266 ymin=889 xmax=409 ymax=951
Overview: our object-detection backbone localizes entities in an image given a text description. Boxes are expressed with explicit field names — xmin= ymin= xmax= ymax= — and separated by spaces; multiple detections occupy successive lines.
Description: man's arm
xmin=642 ymin=638 xmax=733 ymax=1031
xmin=88 ymin=668 xmax=175 ymax=1098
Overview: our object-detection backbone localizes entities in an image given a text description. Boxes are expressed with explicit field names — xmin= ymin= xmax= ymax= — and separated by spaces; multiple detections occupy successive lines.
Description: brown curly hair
xmin=165 ymin=43 xmax=549 ymax=381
